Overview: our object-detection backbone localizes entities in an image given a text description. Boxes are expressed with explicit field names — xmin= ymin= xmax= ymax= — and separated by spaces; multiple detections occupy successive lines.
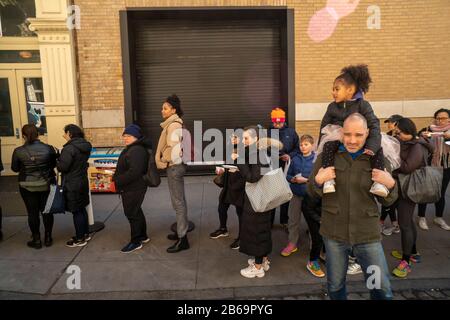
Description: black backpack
xmin=143 ymin=148 xmax=161 ymax=187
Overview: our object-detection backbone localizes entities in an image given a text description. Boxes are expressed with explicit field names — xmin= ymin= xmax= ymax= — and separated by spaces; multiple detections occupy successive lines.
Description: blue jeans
xmin=323 ymin=237 xmax=393 ymax=300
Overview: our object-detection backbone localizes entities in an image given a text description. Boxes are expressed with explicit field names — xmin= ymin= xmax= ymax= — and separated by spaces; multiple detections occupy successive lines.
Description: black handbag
xmin=213 ymin=173 xmax=225 ymax=188
xmin=43 ymin=174 xmax=66 ymax=214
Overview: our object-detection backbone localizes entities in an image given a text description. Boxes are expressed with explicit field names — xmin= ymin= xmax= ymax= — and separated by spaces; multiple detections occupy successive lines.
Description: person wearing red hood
xmin=268 ymin=107 xmax=300 ymax=228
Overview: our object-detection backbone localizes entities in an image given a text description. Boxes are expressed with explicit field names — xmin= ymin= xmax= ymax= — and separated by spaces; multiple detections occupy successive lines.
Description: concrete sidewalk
xmin=0 ymin=176 xmax=450 ymax=300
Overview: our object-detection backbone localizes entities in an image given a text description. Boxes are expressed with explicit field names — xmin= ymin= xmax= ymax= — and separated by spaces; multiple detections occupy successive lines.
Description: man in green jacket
xmin=309 ymin=113 xmax=398 ymax=300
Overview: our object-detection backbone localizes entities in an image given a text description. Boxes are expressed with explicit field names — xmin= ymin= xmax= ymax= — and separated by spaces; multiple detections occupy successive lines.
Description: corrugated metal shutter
xmin=132 ymin=14 xmax=283 ymax=172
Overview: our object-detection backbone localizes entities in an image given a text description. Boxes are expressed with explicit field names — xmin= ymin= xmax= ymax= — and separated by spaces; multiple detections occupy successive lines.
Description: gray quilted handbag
xmin=245 ymin=158 xmax=293 ymax=213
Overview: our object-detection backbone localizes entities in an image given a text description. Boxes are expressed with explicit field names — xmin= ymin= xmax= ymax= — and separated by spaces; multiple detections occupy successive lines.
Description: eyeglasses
xmin=436 ymin=117 xmax=449 ymax=121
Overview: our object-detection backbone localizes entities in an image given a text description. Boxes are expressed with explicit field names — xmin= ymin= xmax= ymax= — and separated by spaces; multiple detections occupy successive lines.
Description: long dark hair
xmin=335 ymin=64 xmax=372 ymax=94
xmin=64 ymin=124 xmax=85 ymax=139
xmin=22 ymin=124 xmax=39 ymax=143
xmin=397 ymin=118 xmax=418 ymax=138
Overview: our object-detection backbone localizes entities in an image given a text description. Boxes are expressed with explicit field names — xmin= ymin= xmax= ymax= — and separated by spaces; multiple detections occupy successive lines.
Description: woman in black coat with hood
xmin=57 ymin=124 xmax=92 ymax=248
xmin=234 ymin=125 xmax=283 ymax=279
xmin=113 ymin=124 xmax=151 ymax=253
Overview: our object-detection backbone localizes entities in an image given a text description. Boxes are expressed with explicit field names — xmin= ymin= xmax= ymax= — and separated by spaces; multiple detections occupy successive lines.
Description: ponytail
xmin=335 ymin=64 xmax=372 ymax=94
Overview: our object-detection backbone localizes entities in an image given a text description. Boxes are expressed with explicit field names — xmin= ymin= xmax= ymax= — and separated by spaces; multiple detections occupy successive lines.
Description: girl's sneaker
xmin=247 ymin=258 xmax=270 ymax=271
xmin=306 ymin=260 xmax=325 ymax=278
xmin=240 ymin=263 xmax=265 ymax=278
xmin=391 ymin=250 xmax=421 ymax=263
xmin=392 ymin=260 xmax=411 ymax=278
xmin=281 ymin=243 xmax=298 ymax=257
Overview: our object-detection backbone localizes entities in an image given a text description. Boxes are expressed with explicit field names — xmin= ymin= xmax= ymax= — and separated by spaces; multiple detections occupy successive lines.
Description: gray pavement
xmin=1 ymin=176 xmax=450 ymax=300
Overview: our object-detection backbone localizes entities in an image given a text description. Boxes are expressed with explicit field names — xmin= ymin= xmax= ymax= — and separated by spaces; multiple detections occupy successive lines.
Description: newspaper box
xmin=88 ymin=147 xmax=124 ymax=193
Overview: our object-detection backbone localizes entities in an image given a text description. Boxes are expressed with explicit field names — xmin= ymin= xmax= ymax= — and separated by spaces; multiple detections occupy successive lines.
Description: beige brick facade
xmin=73 ymin=0 xmax=450 ymax=146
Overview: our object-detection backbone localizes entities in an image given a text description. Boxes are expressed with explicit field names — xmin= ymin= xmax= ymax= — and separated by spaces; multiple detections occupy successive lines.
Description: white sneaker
xmin=323 ymin=179 xmax=336 ymax=193
xmin=248 ymin=258 xmax=270 ymax=271
xmin=382 ymin=225 xmax=394 ymax=236
xmin=418 ymin=217 xmax=429 ymax=230
xmin=393 ymin=224 xmax=400 ymax=234
xmin=370 ymin=182 xmax=389 ymax=197
xmin=240 ymin=263 xmax=265 ymax=278
xmin=434 ymin=218 xmax=450 ymax=231
xmin=347 ymin=263 xmax=363 ymax=275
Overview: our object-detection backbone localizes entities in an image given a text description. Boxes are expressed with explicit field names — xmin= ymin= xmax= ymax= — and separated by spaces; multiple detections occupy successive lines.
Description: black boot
xmin=167 ymin=235 xmax=189 ymax=253
xmin=44 ymin=231 xmax=53 ymax=247
xmin=167 ymin=233 xmax=179 ymax=241
xmin=27 ymin=233 xmax=42 ymax=249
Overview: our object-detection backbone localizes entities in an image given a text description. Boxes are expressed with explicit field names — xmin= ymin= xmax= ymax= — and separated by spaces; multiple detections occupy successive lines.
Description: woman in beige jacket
xmin=155 ymin=94 xmax=190 ymax=253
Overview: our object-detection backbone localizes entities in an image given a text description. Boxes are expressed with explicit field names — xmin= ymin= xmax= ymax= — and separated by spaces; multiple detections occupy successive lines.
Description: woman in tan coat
xmin=155 ymin=94 xmax=190 ymax=253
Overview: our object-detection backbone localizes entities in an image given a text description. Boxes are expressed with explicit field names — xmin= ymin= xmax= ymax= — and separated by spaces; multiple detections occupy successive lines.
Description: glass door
xmin=0 ymin=70 xmax=22 ymax=175
xmin=15 ymin=69 xmax=47 ymax=144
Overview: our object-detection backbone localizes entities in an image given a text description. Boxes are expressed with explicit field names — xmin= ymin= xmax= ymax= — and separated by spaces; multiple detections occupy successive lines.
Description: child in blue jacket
xmin=281 ymin=135 xmax=315 ymax=257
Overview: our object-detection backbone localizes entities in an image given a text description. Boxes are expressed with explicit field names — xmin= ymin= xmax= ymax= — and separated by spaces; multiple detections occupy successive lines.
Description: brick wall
xmin=74 ymin=0 xmax=450 ymax=146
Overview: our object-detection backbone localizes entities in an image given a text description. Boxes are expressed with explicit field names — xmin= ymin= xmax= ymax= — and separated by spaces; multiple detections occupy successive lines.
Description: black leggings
xmin=322 ymin=140 xmax=385 ymax=170
xmin=380 ymin=202 xmax=398 ymax=222
xmin=19 ymin=187 xmax=53 ymax=235
xmin=397 ymin=189 xmax=418 ymax=263
xmin=418 ymin=167 xmax=450 ymax=218
xmin=302 ymin=194 xmax=324 ymax=261
xmin=218 ymin=201 xmax=242 ymax=239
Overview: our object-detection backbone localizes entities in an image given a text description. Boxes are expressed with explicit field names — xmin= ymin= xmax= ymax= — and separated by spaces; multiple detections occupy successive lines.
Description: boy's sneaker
xmin=382 ymin=225 xmax=394 ymax=236
xmin=306 ymin=260 xmax=325 ymax=278
xmin=66 ymin=237 xmax=87 ymax=248
xmin=391 ymin=250 xmax=421 ymax=263
xmin=141 ymin=237 xmax=151 ymax=244
xmin=121 ymin=242 xmax=143 ymax=253
xmin=84 ymin=234 xmax=92 ymax=242
xmin=240 ymin=263 xmax=265 ymax=278
xmin=418 ymin=217 xmax=429 ymax=230
xmin=347 ymin=263 xmax=363 ymax=275
xmin=248 ymin=258 xmax=270 ymax=272
xmin=433 ymin=218 xmax=450 ymax=231
xmin=392 ymin=260 xmax=411 ymax=278
xmin=370 ymin=182 xmax=389 ymax=197
xmin=209 ymin=228 xmax=229 ymax=239
xmin=230 ymin=239 xmax=240 ymax=250
xmin=323 ymin=179 xmax=336 ymax=193
xmin=280 ymin=242 xmax=298 ymax=257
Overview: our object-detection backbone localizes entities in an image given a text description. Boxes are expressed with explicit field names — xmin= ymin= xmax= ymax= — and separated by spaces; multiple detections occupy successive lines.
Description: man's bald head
xmin=343 ymin=113 xmax=369 ymax=153
xmin=344 ymin=113 xmax=368 ymax=130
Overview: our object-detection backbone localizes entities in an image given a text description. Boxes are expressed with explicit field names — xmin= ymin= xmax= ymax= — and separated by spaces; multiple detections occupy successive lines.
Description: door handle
xmin=15 ymin=128 xmax=20 ymax=139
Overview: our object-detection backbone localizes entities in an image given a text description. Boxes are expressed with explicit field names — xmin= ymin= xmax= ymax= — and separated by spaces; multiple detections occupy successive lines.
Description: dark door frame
xmin=120 ymin=7 xmax=296 ymax=129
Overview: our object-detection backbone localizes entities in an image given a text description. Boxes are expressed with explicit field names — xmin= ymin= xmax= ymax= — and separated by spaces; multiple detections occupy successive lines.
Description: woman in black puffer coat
xmin=235 ymin=126 xmax=283 ymax=279
xmin=57 ymin=124 xmax=92 ymax=248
